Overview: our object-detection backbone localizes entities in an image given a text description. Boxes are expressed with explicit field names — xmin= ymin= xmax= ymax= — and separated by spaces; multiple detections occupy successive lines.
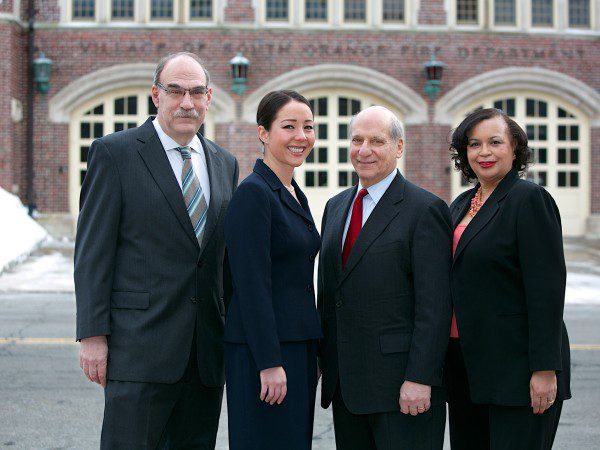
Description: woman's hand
xmin=530 ymin=370 xmax=557 ymax=415
xmin=259 ymin=366 xmax=287 ymax=405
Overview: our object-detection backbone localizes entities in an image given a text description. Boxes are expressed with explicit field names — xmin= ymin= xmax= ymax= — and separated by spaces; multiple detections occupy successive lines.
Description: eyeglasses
xmin=155 ymin=82 xmax=209 ymax=99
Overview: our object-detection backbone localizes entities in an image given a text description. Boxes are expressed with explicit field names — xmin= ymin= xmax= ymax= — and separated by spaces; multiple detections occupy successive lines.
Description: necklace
xmin=468 ymin=186 xmax=484 ymax=218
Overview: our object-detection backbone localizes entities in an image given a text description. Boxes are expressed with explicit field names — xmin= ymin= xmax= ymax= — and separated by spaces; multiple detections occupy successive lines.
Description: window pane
xmin=93 ymin=123 xmax=104 ymax=138
xmin=344 ymin=0 xmax=366 ymax=21
xmin=338 ymin=171 xmax=348 ymax=187
xmin=570 ymin=125 xmax=579 ymax=141
xmin=73 ymin=0 xmax=95 ymax=18
xmin=351 ymin=100 xmax=361 ymax=115
xmin=305 ymin=171 xmax=315 ymax=187
xmin=352 ymin=171 xmax=359 ymax=185
xmin=80 ymin=146 xmax=90 ymax=163
xmin=266 ymin=0 xmax=289 ymax=20
xmin=318 ymin=147 xmax=328 ymax=163
xmin=531 ymin=0 xmax=553 ymax=26
xmin=338 ymin=147 xmax=348 ymax=163
xmin=538 ymin=125 xmax=547 ymax=141
xmin=80 ymin=122 xmax=91 ymax=138
xmin=127 ymin=96 xmax=137 ymax=115
xmin=191 ymin=0 xmax=213 ymax=18
xmin=92 ymin=105 xmax=104 ymax=115
xmin=558 ymin=148 xmax=566 ymax=164
xmin=383 ymin=0 xmax=405 ymax=21
xmin=338 ymin=97 xmax=348 ymax=116
xmin=112 ymin=0 xmax=134 ymax=18
xmin=457 ymin=0 xmax=478 ymax=23
xmin=80 ymin=170 xmax=87 ymax=185
xmin=558 ymin=125 xmax=566 ymax=141
xmin=571 ymin=172 xmax=579 ymax=187
xmin=318 ymin=171 xmax=328 ymax=187
xmin=115 ymin=98 xmax=125 ymax=115
xmin=494 ymin=0 xmax=515 ymax=25
xmin=115 ymin=122 xmax=125 ymax=132
xmin=569 ymin=0 xmax=590 ymax=27
xmin=151 ymin=0 xmax=173 ymax=18
xmin=148 ymin=96 xmax=158 ymax=115
xmin=571 ymin=149 xmax=579 ymax=164
xmin=316 ymin=98 xmax=327 ymax=116
xmin=538 ymin=148 xmax=547 ymax=164
xmin=305 ymin=0 xmax=327 ymax=20
xmin=318 ymin=124 xmax=328 ymax=139
xmin=306 ymin=151 xmax=315 ymax=163
xmin=338 ymin=124 xmax=348 ymax=139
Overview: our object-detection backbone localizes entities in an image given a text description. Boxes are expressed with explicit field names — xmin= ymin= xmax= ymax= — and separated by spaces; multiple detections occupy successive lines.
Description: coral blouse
xmin=450 ymin=224 xmax=467 ymax=338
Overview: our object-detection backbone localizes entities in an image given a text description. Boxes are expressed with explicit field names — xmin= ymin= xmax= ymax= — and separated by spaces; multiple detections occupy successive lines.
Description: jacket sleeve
xmin=74 ymin=139 xmax=122 ymax=340
xmin=517 ymin=187 xmax=566 ymax=372
xmin=316 ymin=200 xmax=330 ymax=360
xmin=224 ymin=182 xmax=282 ymax=371
xmin=405 ymin=197 xmax=453 ymax=386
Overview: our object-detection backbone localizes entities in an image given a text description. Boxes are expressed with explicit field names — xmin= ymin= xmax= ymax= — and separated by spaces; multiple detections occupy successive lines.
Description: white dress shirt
xmin=342 ymin=169 xmax=398 ymax=246
xmin=152 ymin=118 xmax=210 ymax=207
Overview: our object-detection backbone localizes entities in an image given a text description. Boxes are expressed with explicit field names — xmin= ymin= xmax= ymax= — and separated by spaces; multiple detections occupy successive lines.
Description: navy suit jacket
xmin=224 ymin=159 xmax=323 ymax=371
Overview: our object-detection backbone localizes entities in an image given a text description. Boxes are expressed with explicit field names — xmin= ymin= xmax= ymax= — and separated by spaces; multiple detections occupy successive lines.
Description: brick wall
xmin=591 ymin=127 xmax=600 ymax=214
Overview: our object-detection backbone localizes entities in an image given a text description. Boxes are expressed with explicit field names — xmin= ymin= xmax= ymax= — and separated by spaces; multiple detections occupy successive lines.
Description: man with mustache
xmin=75 ymin=52 xmax=238 ymax=449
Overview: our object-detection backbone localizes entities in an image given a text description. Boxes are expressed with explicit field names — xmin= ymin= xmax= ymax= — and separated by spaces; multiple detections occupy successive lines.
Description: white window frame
xmin=340 ymin=0 xmax=372 ymax=27
xmin=261 ymin=0 xmax=295 ymax=26
xmin=489 ymin=0 xmax=521 ymax=29
xmin=566 ymin=0 xmax=595 ymax=30
xmin=145 ymin=0 xmax=179 ymax=23
xmin=183 ymin=0 xmax=218 ymax=24
xmin=106 ymin=0 xmax=138 ymax=22
xmin=67 ymin=0 xmax=101 ymax=22
xmin=449 ymin=0 xmax=485 ymax=29
xmin=527 ymin=0 xmax=558 ymax=30
xmin=379 ymin=0 xmax=410 ymax=28
xmin=299 ymin=0 xmax=333 ymax=26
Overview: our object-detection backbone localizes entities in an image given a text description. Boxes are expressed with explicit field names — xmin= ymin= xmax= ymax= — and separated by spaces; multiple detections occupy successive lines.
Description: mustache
xmin=173 ymin=109 xmax=200 ymax=119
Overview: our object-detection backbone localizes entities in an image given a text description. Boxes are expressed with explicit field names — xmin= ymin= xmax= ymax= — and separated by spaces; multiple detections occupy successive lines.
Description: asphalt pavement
xmin=1 ymin=238 xmax=599 ymax=449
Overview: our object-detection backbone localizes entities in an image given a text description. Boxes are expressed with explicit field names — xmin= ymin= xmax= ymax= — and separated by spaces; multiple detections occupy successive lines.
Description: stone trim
xmin=434 ymin=66 xmax=600 ymax=124
xmin=242 ymin=64 xmax=428 ymax=124
xmin=48 ymin=63 xmax=235 ymax=123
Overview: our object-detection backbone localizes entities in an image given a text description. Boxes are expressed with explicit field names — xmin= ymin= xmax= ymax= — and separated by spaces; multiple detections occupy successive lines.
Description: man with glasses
xmin=75 ymin=52 xmax=238 ymax=449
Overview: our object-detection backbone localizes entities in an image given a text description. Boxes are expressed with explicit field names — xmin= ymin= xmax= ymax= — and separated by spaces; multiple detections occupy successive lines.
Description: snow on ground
xmin=0 ymin=188 xmax=47 ymax=273
xmin=0 ymin=248 xmax=74 ymax=292
xmin=565 ymin=272 xmax=600 ymax=305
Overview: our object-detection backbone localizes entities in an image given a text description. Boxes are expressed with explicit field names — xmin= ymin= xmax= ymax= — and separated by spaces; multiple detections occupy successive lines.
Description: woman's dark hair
xmin=256 ymin=90 xmax=313 ymax=136
xmin=449 ymin=108 xmax=532 ymax=181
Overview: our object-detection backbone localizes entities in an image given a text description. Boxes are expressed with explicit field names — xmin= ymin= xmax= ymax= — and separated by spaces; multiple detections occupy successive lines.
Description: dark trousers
xmin=101 ymin=341 xmax=223 ymax=450
xmin=331 ymin=385 xmax=446 ymax=450
xmin=225 ymin=340 xmax=318 ymax=450
xmin=445 ymin=338 xmax=563 ymax=450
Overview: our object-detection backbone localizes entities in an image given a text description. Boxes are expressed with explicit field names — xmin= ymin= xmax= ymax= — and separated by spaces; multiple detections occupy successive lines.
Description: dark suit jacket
xmin=74 ymin=118 xmax=239 ymax=386
xmin=223 ymin=159 xmax=323 ymax=371
xmin=318 ymin=171 xmax=453 ymax=414
xmin=450 ymin=169 xmax=571 ymax=405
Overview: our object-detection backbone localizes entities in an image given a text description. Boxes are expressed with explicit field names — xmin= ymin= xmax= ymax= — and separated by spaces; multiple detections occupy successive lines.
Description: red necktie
xmin=342 ymin=188 xmax=368 ymax=268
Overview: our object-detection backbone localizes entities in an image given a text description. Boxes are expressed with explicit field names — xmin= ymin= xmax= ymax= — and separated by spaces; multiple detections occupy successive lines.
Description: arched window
xmin=451 ymin=94 xmax=589 ymax=235
xmin=69 ymin=88 xmax=214 ymax=218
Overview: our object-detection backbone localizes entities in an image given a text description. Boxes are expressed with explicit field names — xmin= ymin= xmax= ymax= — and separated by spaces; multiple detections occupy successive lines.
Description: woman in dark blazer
xmin=223 ymin=90 xmax=322 ymax=450
xmin=446 ymin=108 xmax=571 ymax=449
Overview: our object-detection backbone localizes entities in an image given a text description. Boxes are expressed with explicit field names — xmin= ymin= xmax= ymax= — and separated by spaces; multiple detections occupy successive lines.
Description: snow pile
xmin=0 ymin=188 xmax=48 ymax=273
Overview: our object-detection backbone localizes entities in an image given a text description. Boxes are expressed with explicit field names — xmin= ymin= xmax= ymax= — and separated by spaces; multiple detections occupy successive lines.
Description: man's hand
xmin=530 ymin=370 xmax=557 ymax=415
xmin=79 ymin=335 xmax=108 ymax=388
xmin=259 ymin=366 xmax=287 ymax=405
xmin=399 ymin=380 xmax=431 ymax=416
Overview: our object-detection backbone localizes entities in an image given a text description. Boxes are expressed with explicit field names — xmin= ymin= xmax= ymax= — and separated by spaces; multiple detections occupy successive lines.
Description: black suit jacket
xmin=318 ymin=171 xmax=453 ymax=414
xmin=450 ymin=169 xmax=571 ymax=405
xmin=224 ymin=159 xmax=322 ymax=371
xmin=75 ymin=118 xmax=239 ymax=386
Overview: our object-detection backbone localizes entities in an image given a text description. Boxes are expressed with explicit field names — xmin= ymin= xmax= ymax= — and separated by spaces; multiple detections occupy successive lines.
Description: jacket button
xmin=190 ymin=298 xmax=198 ymax=304
xmin=335 ymin=301 xmax=342 ymax=308
xmin=197 ymin=260 xmax=203 ymax=268
xmin=309 ymin=254 xmax=315 ymax=261
xmin=307 ymin=224 xmax=313 ymax=231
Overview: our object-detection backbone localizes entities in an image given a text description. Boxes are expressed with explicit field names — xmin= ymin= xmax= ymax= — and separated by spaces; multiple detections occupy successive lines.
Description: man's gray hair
xmin=153 ymin=52 xmax=211 ymax=86
xmin=348 ymin=113 xmax=405 ymax=142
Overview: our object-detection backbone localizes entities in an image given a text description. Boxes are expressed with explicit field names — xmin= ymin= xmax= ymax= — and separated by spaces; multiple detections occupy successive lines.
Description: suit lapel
xmin=338 ymin=173 xmax=405 ymax=287
xmin=136 ymin=119 xmax=199 ymax=249
xmin=198 ymin=135 xmax=224 ymax=257
xmin=453 ymin=169 xmax=519 ymax=263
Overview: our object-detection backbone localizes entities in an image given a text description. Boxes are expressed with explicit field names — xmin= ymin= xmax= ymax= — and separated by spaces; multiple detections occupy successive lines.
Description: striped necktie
xmin=177 ymin=146 xmax=208 ymax=245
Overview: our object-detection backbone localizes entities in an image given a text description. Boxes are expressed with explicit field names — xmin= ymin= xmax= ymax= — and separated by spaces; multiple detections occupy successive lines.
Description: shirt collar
xmin=358 ymin=168 xmax=398 ymax=205
xmin=152 ymin=118 xmax=201 ymax=154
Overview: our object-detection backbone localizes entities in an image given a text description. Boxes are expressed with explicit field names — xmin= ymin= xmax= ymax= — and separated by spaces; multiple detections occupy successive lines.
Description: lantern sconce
xmin=33 ymin=52 xmax=53 ymax=94
xmin=229 ymin=52 xmax=249 ymax=96
xmin=423 ymin=55 xmax=446 ymax=100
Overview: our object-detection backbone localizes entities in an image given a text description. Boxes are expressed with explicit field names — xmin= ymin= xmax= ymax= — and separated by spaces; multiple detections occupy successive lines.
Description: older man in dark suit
xmin=75 ymin=52 xmax=238 ymax=449
xmin=318 ymin=106 xmax=452 ymax=449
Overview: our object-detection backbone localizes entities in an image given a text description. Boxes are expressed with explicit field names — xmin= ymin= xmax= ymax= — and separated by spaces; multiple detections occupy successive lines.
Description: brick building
xmin=1 ymin=0 xmax=599 ymax=236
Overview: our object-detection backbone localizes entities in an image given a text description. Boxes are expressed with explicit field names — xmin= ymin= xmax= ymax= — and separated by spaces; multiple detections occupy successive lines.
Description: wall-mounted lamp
xmin=423 ymin=55 xmax=446 ymax=100
xmin=229 ymin=52 xmax=249 ymax=95
xmin=33 ymin=52 xmax=53 ymax=94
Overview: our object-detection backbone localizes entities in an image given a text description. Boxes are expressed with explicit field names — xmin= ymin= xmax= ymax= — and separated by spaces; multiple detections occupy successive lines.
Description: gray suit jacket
xmin=318 ymin=171 xmax=452 ymax=414
xmin=75 ymin=118 xmax=239 ymax=386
